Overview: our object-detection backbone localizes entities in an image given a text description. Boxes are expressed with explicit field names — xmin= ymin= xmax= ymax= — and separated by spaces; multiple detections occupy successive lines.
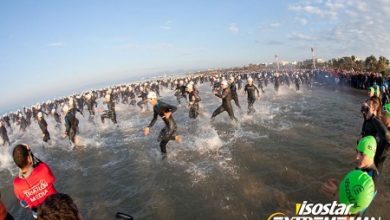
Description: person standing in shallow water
xmin=144 ymin=92 xmax=182 ymax=154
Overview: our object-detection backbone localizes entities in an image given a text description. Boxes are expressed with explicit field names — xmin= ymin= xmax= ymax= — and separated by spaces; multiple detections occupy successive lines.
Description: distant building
xmin=317 ymin=58 xmax=325 ymax=64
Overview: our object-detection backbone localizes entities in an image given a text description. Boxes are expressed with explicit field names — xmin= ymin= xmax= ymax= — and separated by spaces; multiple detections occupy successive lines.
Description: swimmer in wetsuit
xmin=229 ymin=76 xmax=241 ymax=109
xmin=244 ymin=77 xmax=260 ymax=114
xmin=85 ymin=93 xmax=97 ymax=121
xmin=211 ymin=80 xmax=238 ymax=122
xmin=63 ymin=104 xmax=83 ymax=146
xmin=144 ymin=92 xmax=182 ymax=154
xmin=37 ymin=112 xmax=50 ymax=143
xmin=137 ymin=86 xmax=148 ymax=112
xmin=101 ymin=94 xmax=117 ymax=124
xmin=0 ymin=121 xmax=10 ymax=146
xmin=186 ymin=83 xmax=201 ymax=119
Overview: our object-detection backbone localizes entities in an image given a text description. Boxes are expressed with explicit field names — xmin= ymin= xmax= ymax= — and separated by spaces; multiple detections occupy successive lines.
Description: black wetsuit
xmin=174 ymin=85 xmax=187 ymax=104
xmin=375 ymin=128 xmax=390 ymax=173
xmin=188 ymin=90 xmax=201 ymax=119
xmin=244 ymin=84 xmax=260 ymax=114
xmin=65 ymin=108 xmax=82 ymax=144
xmin=211 ymin=87 xmax=237 ymax=121
xmin=295 ymin=77 xmax=301 ymax=91
xmin=257 ymin=79 xmax=265 ymax=93
xmin=53 ymin=112 xmax=62 ymax=126
xmin=76 ymin=98 xmax=84 ymax=111
xmin=101 ymin=100 xmax=117 ymax=124
xmin=0 ymin=125 xmax=10 ymax=145
xmin=230 ymin=82 xmax=241 ymax=109
xmin=137 ymin=92 xmax=148 ymax=110
xmin=212 ymin=81 xmax=221 ymax=95
xmin=2 ymin=116 xmax=11 ymax=128
xmin=274 ymin=76 xmax=280 ymax=92
xmin=24 ymin=109 xmax=32 ymax=125
xmin=361 ymin=115 xmax=390 ymax=171
xmin=285 ymin=75 xmax=291 ymax=87
xmin=237 ymin=78 xmax=243 ymax=90
xmin=19 ymin=117 xmax=28 ymax=132
xmin=86 ymin=97 xmax=97 ymax=119
xmin=382 ymin=93 xmax=389 ymax=105
xmin=359 ymin=165 xmax=379 ymax=185
xmin=147 ymin=101 xmax=178 ymax=154
xmin=151 ymin=83 xmax=160 ymax=97
xmin=129 ymin=90 xmax=136 ymax=106
xmin=38 ymin=118 xmax=50 ymax=142
xmin=180 ymin=85 xmax=187 ymax=99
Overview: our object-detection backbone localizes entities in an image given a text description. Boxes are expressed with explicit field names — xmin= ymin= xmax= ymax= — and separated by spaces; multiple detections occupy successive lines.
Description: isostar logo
xmin=267 ymin=201 xmax=382 ymax=220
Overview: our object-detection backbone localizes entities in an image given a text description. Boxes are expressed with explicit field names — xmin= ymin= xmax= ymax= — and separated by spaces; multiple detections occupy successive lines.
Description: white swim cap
xmin=63 ymin=105 xmax=69 ymax=113
xmin=147 ymin=92 xmax=157 ymax=99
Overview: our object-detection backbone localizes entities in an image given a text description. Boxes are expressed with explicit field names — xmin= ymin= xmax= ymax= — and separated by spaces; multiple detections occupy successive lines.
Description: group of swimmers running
xmin=0 ymin=69 xmax=313 ymax=152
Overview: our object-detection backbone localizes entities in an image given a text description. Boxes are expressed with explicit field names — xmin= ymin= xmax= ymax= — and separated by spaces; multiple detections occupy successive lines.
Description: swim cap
xmin=221 ymin=80 xmax=228 ymax=86
xmin=37 ymin=112 xmax=43 ymax=118
xmin=186 ymin=84 xmax=193 ymax=89
xmin=247 ymin=77 xmax=253 ymax=82
xmin=369 ymin=87 xmax=374 ymax=94
xmin=63 ymin=105 xmax=69 ymax=113
xmin=147 ymin=92 xmax=157 ymax=99
xmin=356 ymin=136 xmax=376 ymax=159
xmin=68 ymin=100 xmax=74 ymax=108
xmin=375 ymin=87 xmax=380 ymax=97
xmin=384 ymin=103 xmax=390 ymax=117
xmin=338 ymin=170 xmax=375 ymax=215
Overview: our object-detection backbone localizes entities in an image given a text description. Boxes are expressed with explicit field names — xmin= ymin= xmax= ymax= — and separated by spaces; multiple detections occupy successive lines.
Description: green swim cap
xmin=338 ymin=170 xmax=375 ymax=215
xmin=356 ymin=136 xmax=377 ymax=159
xmin=384 ymin=103 xmax=390 ymax=117
xmin=375 ymin=87 xmax=380 ymax=97
xmin=369 ymin=87 xmax=374 ymax=94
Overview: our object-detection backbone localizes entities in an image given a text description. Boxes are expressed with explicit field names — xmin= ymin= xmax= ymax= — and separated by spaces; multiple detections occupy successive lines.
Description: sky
xmin=1 ymin=0 xmax=389 ymax=113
